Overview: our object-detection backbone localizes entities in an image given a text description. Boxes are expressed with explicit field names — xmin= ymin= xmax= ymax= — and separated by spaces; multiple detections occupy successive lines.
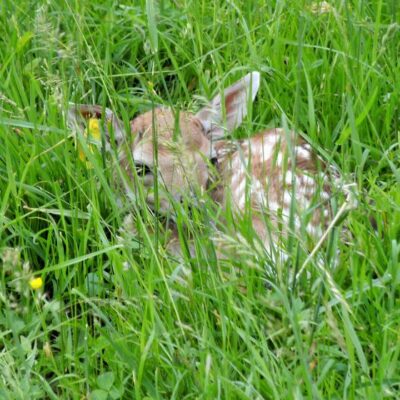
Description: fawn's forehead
xmin=130 ymin=107 xmax=205 ymax=145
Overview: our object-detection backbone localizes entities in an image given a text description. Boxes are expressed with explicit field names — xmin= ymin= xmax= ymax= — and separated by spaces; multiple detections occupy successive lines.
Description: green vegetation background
xmin=0 ymin=0 xmax=399 ymax=398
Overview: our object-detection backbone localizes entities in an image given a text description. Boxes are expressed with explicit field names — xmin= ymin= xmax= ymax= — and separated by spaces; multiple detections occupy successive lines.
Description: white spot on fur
xmin=273 ymin=128 xmax=285 ymax=135
xmin=296 ymin=146 xmax=311 ymax=160
xmin=231 ymin=172 xmax=243 ymax=191
xmin=299 ymin=181 xmax=316 ymax=196
xmin=321 ymin=191 xmax=330 ymax=201
xmin=306 ymin=224 xmax=322 ymax=237
xmin=276 ymin=152 xmax=283 ymax=166
xmin=235 ymin=179 xmax=247 ymax=208
xmin=294 ymin=217 xmax=303 ymax=230
xmin=302 ymin=175 xmax=316 ymax=187
xmin=267 ymin=200 xmax=280 ymax=212
xmin=251 ymin=179 xmax=266 ymax=207
xmin=283 ymin=191 xmax=292 ymax=205
xmin=285 ymin=171 xmax=294 ymax=185
xmin=238 ymin=195 xmax=246 ymax=208
xmin=267 ymin=133 xmax=280 ymax=143
xmin=260 ymin=140 xmax=275 ymax=160
xmin=240 ymin=141 xmax=249 ymax=150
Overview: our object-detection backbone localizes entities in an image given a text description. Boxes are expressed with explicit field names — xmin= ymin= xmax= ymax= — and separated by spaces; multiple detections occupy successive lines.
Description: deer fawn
xmin=68 ymin=72 xmax=350 ymax=257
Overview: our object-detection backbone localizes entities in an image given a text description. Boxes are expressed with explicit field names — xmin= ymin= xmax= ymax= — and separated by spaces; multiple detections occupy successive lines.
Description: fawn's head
xmin=68 ymin=72 xmax=260 ymax=210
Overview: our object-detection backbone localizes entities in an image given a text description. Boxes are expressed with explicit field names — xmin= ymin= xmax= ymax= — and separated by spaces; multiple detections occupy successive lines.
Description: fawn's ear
xmin=67 ymin=104 xmax=124 ymax=144
xmin=196 ymin=71 xmax=260 ymax=139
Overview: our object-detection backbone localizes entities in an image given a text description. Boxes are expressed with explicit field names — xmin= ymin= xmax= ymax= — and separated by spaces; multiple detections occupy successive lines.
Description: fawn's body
xmin=68 ymin=72 xmax=340 ymax=254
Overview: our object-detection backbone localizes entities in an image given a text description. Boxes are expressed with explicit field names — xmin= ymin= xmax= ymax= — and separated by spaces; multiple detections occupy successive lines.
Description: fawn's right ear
xmin=67 ymin=104 xmax=124 ymax=144
xmin=196 ymin=71 xmax=260 ymax=140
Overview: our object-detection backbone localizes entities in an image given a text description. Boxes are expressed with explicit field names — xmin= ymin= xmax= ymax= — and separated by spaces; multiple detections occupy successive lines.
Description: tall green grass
xmin=0 ymin=0 xmax=399 ymax=398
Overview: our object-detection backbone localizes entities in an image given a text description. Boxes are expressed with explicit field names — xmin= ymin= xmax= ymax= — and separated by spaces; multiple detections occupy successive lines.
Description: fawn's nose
xmin=135 ymin=162 xmax=153 ymax=176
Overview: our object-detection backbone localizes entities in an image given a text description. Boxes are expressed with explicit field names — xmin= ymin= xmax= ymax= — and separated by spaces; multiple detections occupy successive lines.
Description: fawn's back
xmin=212 ymin=128 xmax=334 ymax=244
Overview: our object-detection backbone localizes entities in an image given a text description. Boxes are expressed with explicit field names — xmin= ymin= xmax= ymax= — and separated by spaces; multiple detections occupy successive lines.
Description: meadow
xmin=0 ymin=0 xmax=399 ymax=398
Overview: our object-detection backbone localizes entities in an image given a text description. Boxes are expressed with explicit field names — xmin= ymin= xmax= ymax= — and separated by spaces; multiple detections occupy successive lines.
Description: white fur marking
xmin=251 ymin=180 xmax=266 ymax=207
xmin=302 ymin=175 xmax=316 ymax=187
xmin=234 ymin=178 xmax=248 ymax=208
xmin=276 ymin=152 xmax=283 ymax=166
xmin=283 ymin=191 xmax=292 ymax=205
xmin=321 ymin=191 xmax=330 ymax=201
xmin=267 ymin=200 xmax=281 ymax=212
xmin=261 ymin=141 xmax=274 ymax=161
xmin=285 ymin=171 xmax=294 ymax=185
xmin=307 ymin=224 xmax=322 ymax=237
xmin=296 ymin=147 xmax=311 ymax=159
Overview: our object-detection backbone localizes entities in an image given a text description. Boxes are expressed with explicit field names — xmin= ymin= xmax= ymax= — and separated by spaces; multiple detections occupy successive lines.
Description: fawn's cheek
xmin=193 ymin=154 xmax=209 ymax=188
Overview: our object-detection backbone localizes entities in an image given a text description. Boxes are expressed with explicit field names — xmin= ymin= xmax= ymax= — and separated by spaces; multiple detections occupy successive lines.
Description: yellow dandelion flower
xmin=29 ymin=277 xmax=43 ymax=290
xmin=78 ymin=146 xmax=88 ymax=163
xmin=87 ymin=118 xmax=101 ymax=141
xmin=78 ymin=118 xmax=102 ymax=168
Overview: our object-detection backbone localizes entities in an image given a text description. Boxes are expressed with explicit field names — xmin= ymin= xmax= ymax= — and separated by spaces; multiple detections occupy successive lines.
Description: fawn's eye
xmin=135 ymin=162 xmax=152 ymax=176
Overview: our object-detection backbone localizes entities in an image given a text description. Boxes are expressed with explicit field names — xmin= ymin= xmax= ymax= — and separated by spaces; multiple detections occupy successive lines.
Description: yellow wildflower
xmin=29 ymin=277 xmax=43 ymax=290
xmin=87 ymin=118 xmax=101 ymax=141
xmin=78 ymin=118 xmax=102 ymax=168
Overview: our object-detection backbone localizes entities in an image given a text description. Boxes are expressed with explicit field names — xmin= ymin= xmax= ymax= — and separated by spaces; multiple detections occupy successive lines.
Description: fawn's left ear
xmin=196 ymin=71 xmax=260 ymax=140
xmin=67 ymin=104 xmax=124 ymax=144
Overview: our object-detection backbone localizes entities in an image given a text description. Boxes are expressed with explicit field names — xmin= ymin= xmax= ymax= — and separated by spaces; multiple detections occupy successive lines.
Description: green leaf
xmin=146 ymin=0 xmax=158 ymax=53
xmin=17 ymin=31 xmax=33 ymax=52
xmin=109 ymin=386 xmax=124 ymax=400
xmin=90 ymin=389 xmax=108 ymax=400
xmin=20 ymin=335 xmax=31 ymax=354
xmin=85 ymin=272 xmax=104 ymax=297
xmin=23 ymin=57 xmax=42 ymax=75
xmin=341 ymin=307 xmax=369 ymax=375
xmin=336 ymin=87 xmax=378 ymax=146
xmin=97 ymin=372 xmax=115 ymax=391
